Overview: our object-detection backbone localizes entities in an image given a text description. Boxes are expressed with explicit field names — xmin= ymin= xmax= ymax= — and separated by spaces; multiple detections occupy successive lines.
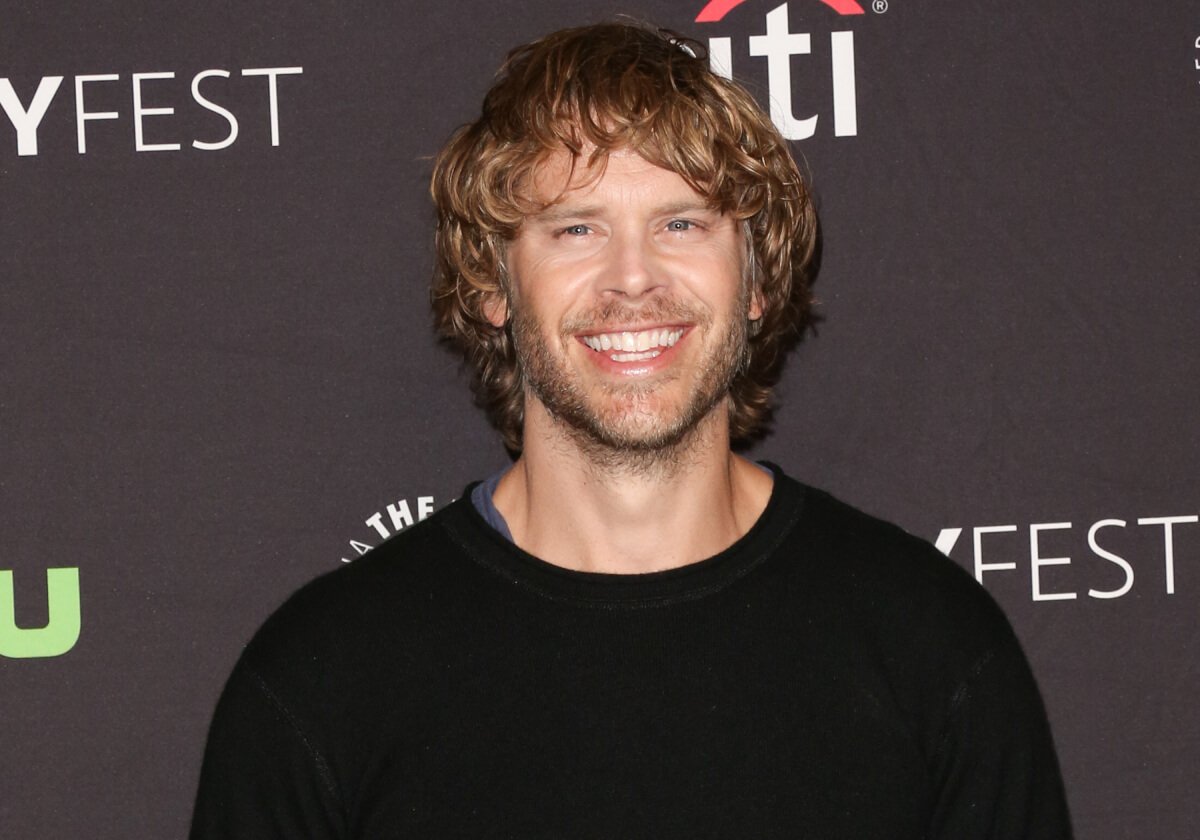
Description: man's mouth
xmin=580 ymin=327 xmax=684 ymax=362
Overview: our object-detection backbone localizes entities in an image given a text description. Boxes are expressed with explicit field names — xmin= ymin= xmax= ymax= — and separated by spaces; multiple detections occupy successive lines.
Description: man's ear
xmin=748 ymin=289 xmax=764 ymax=323
xmin=482 ymin=291 xmax=508 ymax=327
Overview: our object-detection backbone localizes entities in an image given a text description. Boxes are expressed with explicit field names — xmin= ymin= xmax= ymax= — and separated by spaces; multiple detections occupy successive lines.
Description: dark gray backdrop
xmin=2 ymin=1 xmax=1197 ymax=836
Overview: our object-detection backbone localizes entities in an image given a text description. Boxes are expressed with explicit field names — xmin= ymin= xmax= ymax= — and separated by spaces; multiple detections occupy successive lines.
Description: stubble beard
xmin=510 ymin=293 xmax=751 ymax=477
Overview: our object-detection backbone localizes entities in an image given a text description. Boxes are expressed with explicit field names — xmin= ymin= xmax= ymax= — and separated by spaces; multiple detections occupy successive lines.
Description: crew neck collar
xmin=440 ymin=462 xmax=806 ymax=609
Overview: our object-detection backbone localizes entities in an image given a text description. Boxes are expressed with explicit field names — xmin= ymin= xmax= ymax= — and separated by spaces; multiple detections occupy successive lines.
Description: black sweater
xmin=190 ymin=468 xmax=1071 ymax=838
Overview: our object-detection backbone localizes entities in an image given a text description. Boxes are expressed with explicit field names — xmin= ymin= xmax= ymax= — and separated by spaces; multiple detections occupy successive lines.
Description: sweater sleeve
xmin=189 ymin=656 xmax=345 ymax=840
xmin=926 ymin=628 xmax=1073 ymax=840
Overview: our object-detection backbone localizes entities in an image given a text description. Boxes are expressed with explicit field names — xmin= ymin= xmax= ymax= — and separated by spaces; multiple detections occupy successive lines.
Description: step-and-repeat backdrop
xmin=3 ymin=1 xmax=1197 ymax=836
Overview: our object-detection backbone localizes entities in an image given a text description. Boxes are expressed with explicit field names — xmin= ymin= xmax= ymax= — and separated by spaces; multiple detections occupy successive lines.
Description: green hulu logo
xmin=0 ymin=568 xmax=81 ymax=658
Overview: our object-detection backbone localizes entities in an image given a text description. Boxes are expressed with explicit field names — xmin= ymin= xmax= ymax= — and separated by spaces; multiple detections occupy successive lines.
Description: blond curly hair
xmin=431 ymin=22 xmax=818 ymax=452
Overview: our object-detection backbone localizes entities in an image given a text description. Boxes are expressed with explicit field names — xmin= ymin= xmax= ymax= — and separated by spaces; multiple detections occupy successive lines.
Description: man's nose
xmin=599 ymin=230 xmax=666 ymax=299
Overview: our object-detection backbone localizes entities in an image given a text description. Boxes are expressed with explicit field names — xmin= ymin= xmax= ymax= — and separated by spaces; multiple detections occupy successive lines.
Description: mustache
xmin=560 ymin=298 xmax=707 ymax=333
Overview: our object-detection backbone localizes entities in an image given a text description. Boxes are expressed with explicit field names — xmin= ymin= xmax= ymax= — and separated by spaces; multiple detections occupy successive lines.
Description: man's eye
xmin=666 ymin=219 xmax=695 ymax=232
xmin=560 ymin=224 xmax=591 ymax=236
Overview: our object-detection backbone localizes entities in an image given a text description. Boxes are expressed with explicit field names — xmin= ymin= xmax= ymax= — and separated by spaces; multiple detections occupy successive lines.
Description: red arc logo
xmin=695 ymin=0 xmax=865 ymax=22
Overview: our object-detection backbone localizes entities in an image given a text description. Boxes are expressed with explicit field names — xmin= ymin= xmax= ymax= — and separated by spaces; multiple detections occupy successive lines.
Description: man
xmin=191 ymin=22 xmax=1071 ymax=838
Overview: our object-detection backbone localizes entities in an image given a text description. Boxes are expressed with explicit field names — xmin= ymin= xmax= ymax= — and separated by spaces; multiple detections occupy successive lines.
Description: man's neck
xmin=492 ymin=404 xmax=773 ymax=574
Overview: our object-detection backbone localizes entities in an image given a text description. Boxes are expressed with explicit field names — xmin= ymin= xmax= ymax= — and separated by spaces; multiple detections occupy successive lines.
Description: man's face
xmin=495 ymin=148 xmax=760 ymax=455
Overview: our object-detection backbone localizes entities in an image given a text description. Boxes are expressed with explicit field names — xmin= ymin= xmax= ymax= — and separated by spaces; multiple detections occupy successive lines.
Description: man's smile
xmin=578 ymin=326 xmax=687 ymax=363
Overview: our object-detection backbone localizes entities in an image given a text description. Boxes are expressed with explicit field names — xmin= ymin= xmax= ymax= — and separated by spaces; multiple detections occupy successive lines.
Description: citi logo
xmin=696 ymin=1 xmax=872 ymax=140
xmin=0 ymin=66 xmax=302 ymax=157
xmin=696 ymin=0 xmax=865 ymax=20
xmin=0 ymin=567 xmax=81 ymax=659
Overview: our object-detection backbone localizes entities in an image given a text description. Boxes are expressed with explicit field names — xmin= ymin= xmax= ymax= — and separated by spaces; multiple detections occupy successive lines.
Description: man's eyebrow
xmin=529 ymin=201 xmax=721 ymax=223
xmin=529 ymin=204 xmax=604 ymax=224
xmin=655 ymin=201 xmax=721 ymax=217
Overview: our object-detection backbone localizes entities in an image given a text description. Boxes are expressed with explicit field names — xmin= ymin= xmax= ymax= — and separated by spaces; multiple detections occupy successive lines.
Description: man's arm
xmin=927 ymin=629 xmax=1073 ymax=839
xmin=189 ymin=657 xmax=344 ymax=840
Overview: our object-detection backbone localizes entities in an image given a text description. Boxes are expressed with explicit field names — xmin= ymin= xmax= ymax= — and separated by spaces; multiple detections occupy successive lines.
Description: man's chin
xmin=559 ymin=398 xmax=715 ymax=454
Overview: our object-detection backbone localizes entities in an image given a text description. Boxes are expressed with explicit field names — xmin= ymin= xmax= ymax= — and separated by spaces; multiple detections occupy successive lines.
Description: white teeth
xmin=581 ymin=327 xmax=684 ymax=356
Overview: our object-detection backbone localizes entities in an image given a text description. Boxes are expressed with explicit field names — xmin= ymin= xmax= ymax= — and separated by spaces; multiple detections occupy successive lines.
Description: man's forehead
xmin=525 ymin=146 xmax=711 ymax=211
xmin=530 ymin=146 xmax=644 ymax=187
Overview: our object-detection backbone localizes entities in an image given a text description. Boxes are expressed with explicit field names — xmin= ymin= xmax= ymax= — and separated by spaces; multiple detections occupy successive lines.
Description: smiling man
xmin=480 ymin=149 xmax=771 ymax=573
xmin=191 ymin=22 xmax=1071 ymax=839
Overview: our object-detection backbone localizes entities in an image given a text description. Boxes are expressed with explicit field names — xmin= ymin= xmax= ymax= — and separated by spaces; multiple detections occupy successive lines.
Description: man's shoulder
xmin=777 ymin=472 xmax=1012 ymax=641
xmin=238 ymin=496 xmax=478 ymax=674
xmin=779 ymin=472 xmax=948 ymax=570
xmin=776 ymin=474 xmax=1034 ymax=726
